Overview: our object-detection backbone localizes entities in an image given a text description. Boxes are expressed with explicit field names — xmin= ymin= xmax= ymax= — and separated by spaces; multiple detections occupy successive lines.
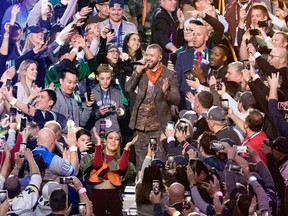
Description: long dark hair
xmin=136 ymin=165 xmax=166 ymax=206
xmin=122 ymin=32 xmax=143 ymax=60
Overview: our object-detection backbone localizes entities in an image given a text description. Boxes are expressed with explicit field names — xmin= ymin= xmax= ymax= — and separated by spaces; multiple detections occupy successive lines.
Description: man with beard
xmin=125 ymin=44 xmax=180 ymax=171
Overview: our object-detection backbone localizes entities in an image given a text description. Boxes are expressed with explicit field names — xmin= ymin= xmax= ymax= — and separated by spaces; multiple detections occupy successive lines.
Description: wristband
xmin=55 ymin=37 xmax=64 ymax=46
xmin=264 ymin=37 xmax=272 ymax=43
xmin=9 ymin=97 xmax=18 ymax=106
xmin=78 ymin=187 xmax=87 ymax=195
xmin=214 ymin=191 xmax=223 ymax=197
xmin=248 ymin=176 xmax=257 ymax=184
xmin=69 ymin=146 xmax=78 ymax=152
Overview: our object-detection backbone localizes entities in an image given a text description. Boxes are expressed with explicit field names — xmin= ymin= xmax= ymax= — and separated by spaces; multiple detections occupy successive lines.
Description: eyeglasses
xmin=108 ymin=50 xmax=120 ymax=54
xmin=184 ymin=28 xmax=193 ymax=33
xmin=269 ymin=54 xmax=282 ymax=58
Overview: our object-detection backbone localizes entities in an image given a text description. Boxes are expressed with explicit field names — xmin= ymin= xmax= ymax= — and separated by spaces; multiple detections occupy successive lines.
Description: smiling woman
xmin=14 ymin=59 xmax=40 ymax=104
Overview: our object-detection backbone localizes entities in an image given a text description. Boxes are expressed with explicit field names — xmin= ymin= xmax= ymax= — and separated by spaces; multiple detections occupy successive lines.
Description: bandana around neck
xmin=146 ymin=63 xmax=164 ymax=85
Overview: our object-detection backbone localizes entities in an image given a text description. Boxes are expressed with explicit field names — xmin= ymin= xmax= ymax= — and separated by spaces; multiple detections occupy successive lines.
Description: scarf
xmin=146 ymin=63 xmax=164 ymax=85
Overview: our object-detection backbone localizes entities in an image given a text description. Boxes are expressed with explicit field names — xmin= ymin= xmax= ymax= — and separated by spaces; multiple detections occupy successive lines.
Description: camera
xmin=79 ymin=202 xmax=86 ymax=216
xmin=228 ymin=164 xmax=243 ymax=174
xmin=278 ymin=101 xmax=288 ymax=111
xmin=152 ymin=180 xmax=160 ymax=195
xmin=258 ymin=20 xmax=268 ymax=28
xmin=183 ymin=191 xmax=191 ymax=209
xmin=243 ymin=60 xmax=251 ymax=70
xmin=177 ymin=120 xmax=188 ymax=133
xmin=249 ymin=29 xmax=260 ymax=36
xmin=0 ymin=190 xmax=8 ymax=203
xmin=210 ymin=140 xmax=223 ymax=151
xmin=215 ymin=78 xmax=222 ymax=91
xmin=236 ymin=146 xmax=247 ymax=153
xmin=19 ymin=143 xmax=26 ymax=158
xmin=166 ymin=121 xmax=175 ymax=131
xmin=166 ymin=154 xmax=175 ymax=169
xmin=150 ymin=137 xmax=157 ymax=151
xmin=59 ymin=177 xmax=73 ymax=184
xmin=184 ymin=69 xmax=196 ymax=81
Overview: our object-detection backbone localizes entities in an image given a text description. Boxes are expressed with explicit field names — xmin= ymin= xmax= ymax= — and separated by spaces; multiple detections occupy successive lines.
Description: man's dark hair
xmin=252 ymin=5 xmax=268 ymax=17
xmin=76 ymin=128 xmax=91 ymax=140
xmin=216 ymin=44 xmax=229 ymax=58
xmin=245 ymin=109 xmax=264 ymax=132
xmin=147 ymin=44 xmax=163 ymax=55
xmin=49 ymin=189 xmax=67 ymax=212
xmin=197 ymin=91 xmax=213 ymax=109
xmin=60 ymin=68 xmax=78 ymax=80
xmin=189 ymin=19 xmax=204 ymax=26
xmin=4 ymin=176 xmax=21 ymax=199
xmin=41 ymin=89 xmax=57 ymax=108
xmin=199 ymin=131 xmax=217 ymax=155
xmin=237 ymin=194 xmax=253 ymax=216
xmin=224 ymin=81 xmax=240 ymax=98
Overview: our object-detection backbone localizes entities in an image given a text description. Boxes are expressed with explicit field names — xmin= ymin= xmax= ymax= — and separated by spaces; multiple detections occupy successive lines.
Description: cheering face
xmin=106 ymin=47 xmax=120 ymax=64
xmin=192 ymin=26 xmax=208 ymax=49
xmin=24 ymin=63 xmax=38 ymax=82
xmin=145 ymin=48 xmax=162 ymax=69
xmin=210 ymin=47 xmax=227 ymax=68
xmin=35 ymin=91 xmax=53 ymax=110
xmin=109 ymin=7 xmax=124 ymax=23
xmin=105 ymin=131 xmax=121 ymax=153
xmin=127 ymin=34 xmax=141 ymax=53
xmin=60 ymin=72 xmax=77 ymax=95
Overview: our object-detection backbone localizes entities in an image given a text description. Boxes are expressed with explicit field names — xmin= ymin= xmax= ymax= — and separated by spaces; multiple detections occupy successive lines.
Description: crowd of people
xmin=0 ymin=0 xmax=288 ymax=215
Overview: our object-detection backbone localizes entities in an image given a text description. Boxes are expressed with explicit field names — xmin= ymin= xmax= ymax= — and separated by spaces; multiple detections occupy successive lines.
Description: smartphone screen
xmin=9 ymin=108 xmax=17 ymax=123
xmin=6 ymin=79 xmax=12 ymax=91
xmin=184 ymin=69 xmax=196 ymax=81
xmin=243 ymin=60 xmax=251 ymax=70
xmin=20 ymin=117 xmax=27 ymax=131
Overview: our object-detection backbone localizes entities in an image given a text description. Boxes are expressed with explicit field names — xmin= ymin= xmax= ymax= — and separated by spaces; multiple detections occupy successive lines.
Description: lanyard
xmin=241 ymin=131 xmax=261 ymax=146
xmin=101 ymin=88 xmax=111 ymax=106
xmin=60 ymin=89 xmax=74 ymax=120
xmin=109 ymin=20 xmax=123 ymax=47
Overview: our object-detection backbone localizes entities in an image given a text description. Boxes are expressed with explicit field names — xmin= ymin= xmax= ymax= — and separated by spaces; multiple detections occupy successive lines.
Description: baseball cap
xmin=151 ymin=159 xmax=165 ymax=169
xmin=174 ymin=155 xmax=188 ymax=166
xmin=38 ymin=181 xmax=61 ymax=206
xmin=240 ymin=91 xmax=256 ymax=109
xmin=26 ymin=25 xmax=47 ymax=36
xmin=271 ymin=136 xmax=288 ymax=154
xmin=179 ymin=110 xmax=198 ymax=126
xmin=106 ymin=43 xmax=119 ymax=52
xmin=207 ymin=106 xmax=227 ymax=123
xmin=96 ymin=0 xmax=109 ymax=3
xmin=109 ymin=0 xmax=124 ymax=8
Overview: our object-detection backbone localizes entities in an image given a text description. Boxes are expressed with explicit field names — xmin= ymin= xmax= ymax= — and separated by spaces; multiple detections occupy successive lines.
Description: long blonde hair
xmin=18 ymin=59 xmax=38 ymax=97
xmin=23 ymin=34 xmax=36 ymax=53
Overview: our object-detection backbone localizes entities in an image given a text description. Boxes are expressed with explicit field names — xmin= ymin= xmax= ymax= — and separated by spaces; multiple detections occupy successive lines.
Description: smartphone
xmin=0 ymin=190 xmax=8 ymax=203
xmin=0 ymin=136 xmax=5 ymax=152
xmin=79 ymin=202 xmax=86 ymax=216
xmin=210 ymin=140 xmax=223 ymax=151
xmin=258 ymin=20 xmax=268 ymax=28
xmin=6 ymin=79 xmax=12 ymax=91
xmin=183 ymin=191 xmax=191 ymax=209
xmin=152 ymin=180 xmax=160 ymax=195
xmin=9 ymin=107 xmax=17 ymax=123
xmin=177 ymin=120 xmax=188 ymax=133
xmin=249 ymin=29 xmax=260 ymax=36
xmin=278 ymin=101 xmax=288 ymax=111
xmin=236 ymin=146 xmax=247 ymax=153
xmin=107 ymin=105 xmax=116 ymax=111
xmin=20 ymin=117 xmax=27 ymax=132
xmin=19 ymin=143 xmax=26 ymax=158
xmin=5 ymin=60 xmax=14 ymax=70
xmin=243 ymin=60 xmax=251 ymax=70
xmin=215 ymin=78 xmax=222 ymax=91
xmin=221 ymin=99 xmax=229 ymax=110
xmin=59 ymin=177 xmax=73 ymax=184
xmin=110 ymin=29 xmax=115 ymax=34
xmin=263 ymin=138 xmax=269 ymax=146
xmin=166 ymin=121 xmax=175 ymax=131
xmin=189 ymin=158 xmax=197 ymax=172
xmin=228 ymin=164 xmax=243 ymax=174
xmin=150 ymin=137 xmax=157 ymax=151
xmin=184 ymin=69 xmax=196 ymax=81
xmin=166 ymin=154 xmax=175 ymax=169
xmin=99 ymin=120 xmax=106 ymax=138
xmin=12 ymin=86 xmax=18 ymax=98
xmin=87 ymin=86 xmax=92 ymax=102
